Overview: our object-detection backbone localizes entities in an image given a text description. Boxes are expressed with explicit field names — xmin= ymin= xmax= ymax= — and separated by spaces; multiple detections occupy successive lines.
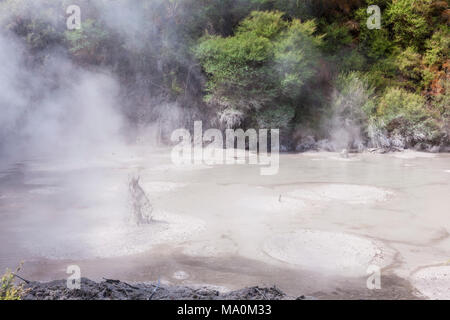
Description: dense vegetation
xmin=0 ymin=0 xmax=448 ymax=151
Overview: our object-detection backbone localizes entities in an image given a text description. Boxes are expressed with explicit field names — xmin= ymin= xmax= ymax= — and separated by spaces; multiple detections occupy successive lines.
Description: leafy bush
xmin=196 ymin=11 xmax=322 ymax=130
xmin=320 ymin=21 xmax=353 ymax=54
xmin=377 ymin=87 xmax=426 ymax=120
xmin=386 ymin=0 xmax=431 ymax=49
xmin=424 ymin=25 xmax=450 ymax=67
xmin=374 ymin=87 xmax=443 ymax=146
xmin=396 ymin=47 xmax=422 ymax=81
xmin=0 ymin=264 xmax=28 ymax=300
xmin=365 ymin=55 xmax=400 ymax=89
xmin=65 ymin=19 xmax=111 ymax=62
xmin=0 ymin=0 xmax=64 ymax=51
xmin=273 ymin=19 xmax=322 ymax=99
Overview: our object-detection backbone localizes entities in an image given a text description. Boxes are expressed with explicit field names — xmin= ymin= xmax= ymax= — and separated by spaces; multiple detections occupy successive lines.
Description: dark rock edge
xmin=23 ymin=278 xmax=303 ymax=300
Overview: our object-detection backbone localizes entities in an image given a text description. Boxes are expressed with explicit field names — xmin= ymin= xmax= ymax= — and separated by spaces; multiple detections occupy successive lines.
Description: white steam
xmin=0 ymin=32 xmax=124 ymax=164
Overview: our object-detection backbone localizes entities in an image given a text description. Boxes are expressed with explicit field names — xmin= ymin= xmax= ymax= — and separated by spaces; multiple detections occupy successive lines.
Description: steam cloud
xmin=0 ymin=0 xmax=192 ymax=165
xmin=0 ymin=2 xmax=129 ymax=164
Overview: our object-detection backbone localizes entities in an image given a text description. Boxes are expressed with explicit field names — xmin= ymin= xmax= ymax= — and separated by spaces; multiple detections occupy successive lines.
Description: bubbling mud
xmin=263 ymin=230 xmax=393 ymax=277
xmin=1 ymin=149 xmax=449 ymax=299
xmin=411 ymin=266 xmax=450 ymax=300
xmin=140 ymin=181 xmax=187 ymax=194
xmin=287 ymin=184 xmax=393 ymax=205
xmin=21 ymin=210 xmax=205 ymax=260
xmin=243 ymin=194 xmax=307 ymax=212
xmin=391 ymin=151 xmax=436 ymax=159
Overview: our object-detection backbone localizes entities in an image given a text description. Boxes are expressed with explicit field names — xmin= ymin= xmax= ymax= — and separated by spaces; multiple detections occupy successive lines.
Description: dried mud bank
xmin=23 ymin=277 xmax=421 ymax=300
xmin=24 ymin=278 xmax=289 ymax=300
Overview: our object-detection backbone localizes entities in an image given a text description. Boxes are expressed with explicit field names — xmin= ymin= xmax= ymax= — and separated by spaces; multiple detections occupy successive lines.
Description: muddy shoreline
xmin=24 ymin=278 xmax=290 ymax=300
xmin=23 ymin=276 xmax=422 ymax=300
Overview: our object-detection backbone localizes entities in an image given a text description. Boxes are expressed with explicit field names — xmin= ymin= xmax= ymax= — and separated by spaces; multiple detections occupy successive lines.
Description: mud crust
xmin=23 ymin=276 xmax=421 ymax=300
xmin=24 ymin=278 xmax=290 ymax=300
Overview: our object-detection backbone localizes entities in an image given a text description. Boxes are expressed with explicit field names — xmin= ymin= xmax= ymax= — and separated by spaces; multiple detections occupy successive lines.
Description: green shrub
xmin=0 ymin=264 xmax=28 ymax=300
xmin=236 ymin=10 xmax=289 ymax=39
xmin=386 ymin=0 xmax=431 ymax=49
xmin=375 ymin=87 xmax=443 ymax=145
xmin=377 ymin=87 xmax=426 ymax=120
xmin=273 ymin=18 xmax=321 ymax=100
xmin=396 ymin=47 xmax=422 ymax=81
xmin=423 ymin=25 xmax=450 ymax=67
xmin=0 ymin=0 xmax=64 ymax=51
xmin=320 ymin=21 xmax=353 ymax=54
xmin=65 ymin=19 xmax=109 ymax=55
xmin=195 ymin=10 xmax=321 ymax=129
xmin=365 ymin=55 xmax=400 ymax=89
xmin=431 ymin=78 xmax=450 ymax=117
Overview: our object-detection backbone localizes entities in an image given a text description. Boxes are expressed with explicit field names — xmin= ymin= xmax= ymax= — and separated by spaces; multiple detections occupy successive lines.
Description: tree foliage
xmin=196 ymin=11 xmax=321 ymax=129
xmin=0 ymin=0 xmax=448 ymax=149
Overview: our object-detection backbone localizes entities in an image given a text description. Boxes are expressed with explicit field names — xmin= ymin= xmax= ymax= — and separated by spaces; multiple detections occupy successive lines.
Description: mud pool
xmin=0 ymin=148 xmax=449 ymax=299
